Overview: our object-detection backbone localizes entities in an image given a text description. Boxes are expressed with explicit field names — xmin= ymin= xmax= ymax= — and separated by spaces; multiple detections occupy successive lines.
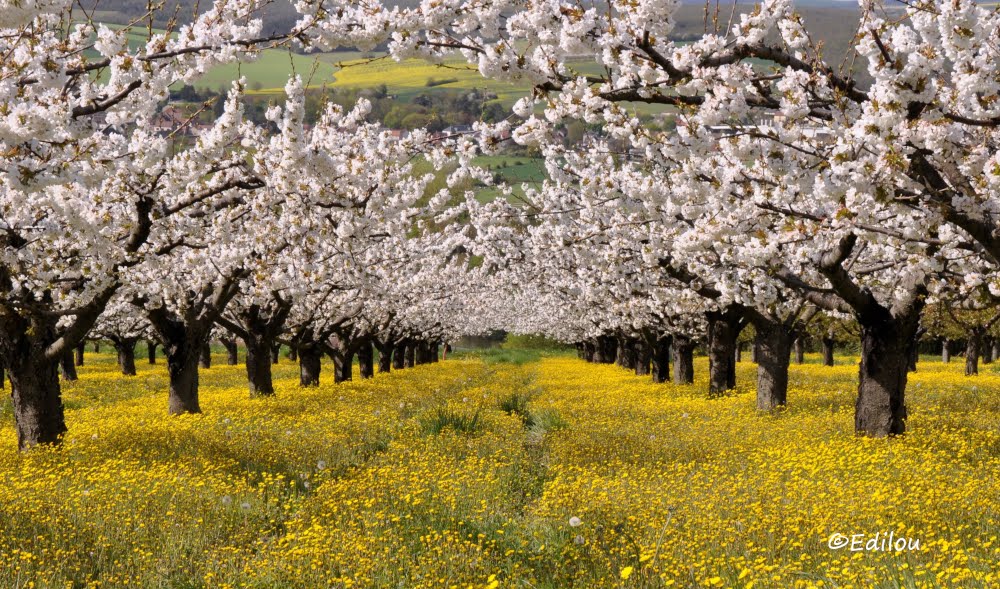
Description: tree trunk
xmin=9 ymin=355 xmax=66 ymax=450
xmin=983 ymin=337 xmax=993 ymax=365
xmin=333 ymin=351 xmax=354 ymax=383
xmin=706 ymin=307 xmax=744 ymax=395
xmin=75 ymin=342 xmax=85 ymax=366
xmin=392 ymin=342 xmax=406 ymax=370
xmin=793 ymin=337 xmax=805 ymax=364
xmin=93 ymin=341 xmax=101 ymax=353
xmin=594 ymin=335 xmax=616 ymax=363
xmin=271 ymin=343 xmax=280 ymax=364
xmin=750 ymin=340 xmax=758 ymax=363
xmin=965 ymin=329 xmax=982 ymax=377
xmin=735 ymin=342 xmax=743 ymax=363
xmin=199 ymin=343 xmax=212 ymax=369
xmin=431 ymin=342 xmax=440 ymax=363
xmin=942 ymin=339 xmax=951 ymax=363
xmin=617 ymin=337 xmax=638 ymax=371
xmin=592 ymin=338 xmax=607 ymax=363
xmin=651 ymin=336 xmax=671 ymax=383
xmin=357 ymin=339 xmax=374 ymax=379
xmin=299 ymin=345 xmax=322 ymax=387
xmin=754 ymin=321 xmax=793 ymax=411
xmin=414 ymin=341 xmax=430 ymax=365
xmin=821 ymin=336 xmax=835 ymax=367
xmin=856 ymin=323 xmax=913 ymax=437
xmin=59 ymin=348 xmax=78 ymax=381
xmin=993 ymin=339 xmax=1000 ymax=363
xmin=286 ymin=347 xmax=297 ymax=362
xmin=376 ymin=343 xmax=393 ymax=373
xmin=221 ymin=338 xmax=239 ymax=365
xmin=672 ymin=335 xmax=695 ymax=385
xmin=404 ymin=342 xmax=416 ymax=368
xmin=908 ymin=342 xmax=918 ymax=373
xmin=147 ymin=340 xmax=157 ymax=364
xmin=167 ymin=350 xmax=201 ymax=414
xmin=634 ymin=340 xmax=651 ymax=376
xmin=246 ymin=338 xmax=275 ymax=396
xmin=115 ymin=340 xmax=137 ymax=376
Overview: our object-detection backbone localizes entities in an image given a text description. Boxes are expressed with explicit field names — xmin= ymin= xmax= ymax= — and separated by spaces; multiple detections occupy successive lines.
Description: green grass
xmin=418 ymin=406 xmax=484 ymax=435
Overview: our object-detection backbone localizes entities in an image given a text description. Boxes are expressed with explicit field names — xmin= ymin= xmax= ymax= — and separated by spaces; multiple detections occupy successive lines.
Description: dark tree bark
xmin=5 ymin=310 xmax=69 ymax=449
xmin=591 ymin=338 xmax=606 ymax=363
xmin=821 ymin=335 xmax=835 ymax=366
xmin=942 ymin=339 xmax=951 ymax=363
xmin=801 ymin=233 xmax=926 ymax=437
xmin=983 ymin=337 xmax=993 ymax=364
xmin=993 ymin=339 xmax=1000 ymax=363
xmin=735 ymin=342 xmax=743 ymax=363
xmin=856 ymin=321 xmax=917 ymax=436
xmin=75 ymin=342 xmax=85 ymax=366
xmin=634 ymin=339 xmax=651 ymax=376
xmin=298 ymin=344 xmax=322 ymax=387
xmin=333 ymin=351 xmax=354 ymax=382
xmin=93 ymin=341 xmax=100 ymax=353
xmin=221 ymin=337 xmax=239 ymax=365
xmin=147 ymin=340 xmax=157 ymax=364
xmin=199 ymin=343 xmax=212 ymax=369
xmin=792 ymin=337 xmax=805 ymax=364
xmin=753 ymin=320 xmax=794 ymax=411
xmin=404 ymin=341 xmax=416 ymax=368
xmin=617 ymin=337 xmax=638 ymax=371
xmin=144 ymin=274 xmax=244 ymax=415
xmin=216 ymin=300 xmax=291 ymax=397
xmin=271 ymin=343 xmax=280 ymax=364
xmin=651 ymin=336 xmax=671 ymax=383
xmin=329 ymin=335 xmax=355 ymax=383
xmin=706 ymin=306 xmax=746 ymax=395
xmin=9 ymin=358 xmax=65 ymax=450
xmin=672 ymin=335 xmax=696 ymax=385
xmin=414 ymin=340 xmax=431 ymax=365
xmin=0 ymin=362 xmax=4 ymax=389
xmin=392 ymin=342 xmax=407 ymax=369
xmin=593 ymin=335 xmax=616 ymax=363
xmin=750 ymin=340 xmax=759 ymax=363
xmin=286 ymin=347 xmax=297 ymax=361
xmin=431 ymin=342 xmax=440 ymax=363
xmin=167 ymin=350 xmax=201 ymax=414
xmin=246 ymin=341 xmax=274 ymax=396
xmin=2 ymin=286 xmax=117 ymax=449
xmin=375 ymin=340 xmax=393 ymax=373
xmin=147 ymin=310 xmax=211 ymax=415
xmin=965 ymin=328 xmax=983 ymax=376
xmin=111 ymin=337 xmax=138 ymax=376
xmin=357 ymin=338 xmax=374 ymax=379
xmin=59 ymin=348 xmax=78 ymax=381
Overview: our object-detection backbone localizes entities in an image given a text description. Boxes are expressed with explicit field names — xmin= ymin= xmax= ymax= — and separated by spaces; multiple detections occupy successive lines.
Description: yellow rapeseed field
xmin=1 ymin=353 xmax=998 ymax=588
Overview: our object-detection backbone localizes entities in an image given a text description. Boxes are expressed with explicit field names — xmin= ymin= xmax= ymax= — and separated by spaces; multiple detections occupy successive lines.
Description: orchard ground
xmin=1 ymin=352 xmax=998 ymax=588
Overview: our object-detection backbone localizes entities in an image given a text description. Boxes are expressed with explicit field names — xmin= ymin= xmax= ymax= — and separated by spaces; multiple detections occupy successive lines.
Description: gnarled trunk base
xmin=672 ymin=336 xmax=695 ymax=385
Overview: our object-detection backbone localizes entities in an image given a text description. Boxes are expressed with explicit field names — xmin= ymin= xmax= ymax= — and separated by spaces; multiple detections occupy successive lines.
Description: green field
xmin=473 ymin=156 xmax=547 ymax=203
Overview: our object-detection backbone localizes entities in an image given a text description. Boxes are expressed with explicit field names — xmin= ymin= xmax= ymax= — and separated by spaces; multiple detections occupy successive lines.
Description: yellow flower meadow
xmin=0 ymin=353 xmax=998 ymax=588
